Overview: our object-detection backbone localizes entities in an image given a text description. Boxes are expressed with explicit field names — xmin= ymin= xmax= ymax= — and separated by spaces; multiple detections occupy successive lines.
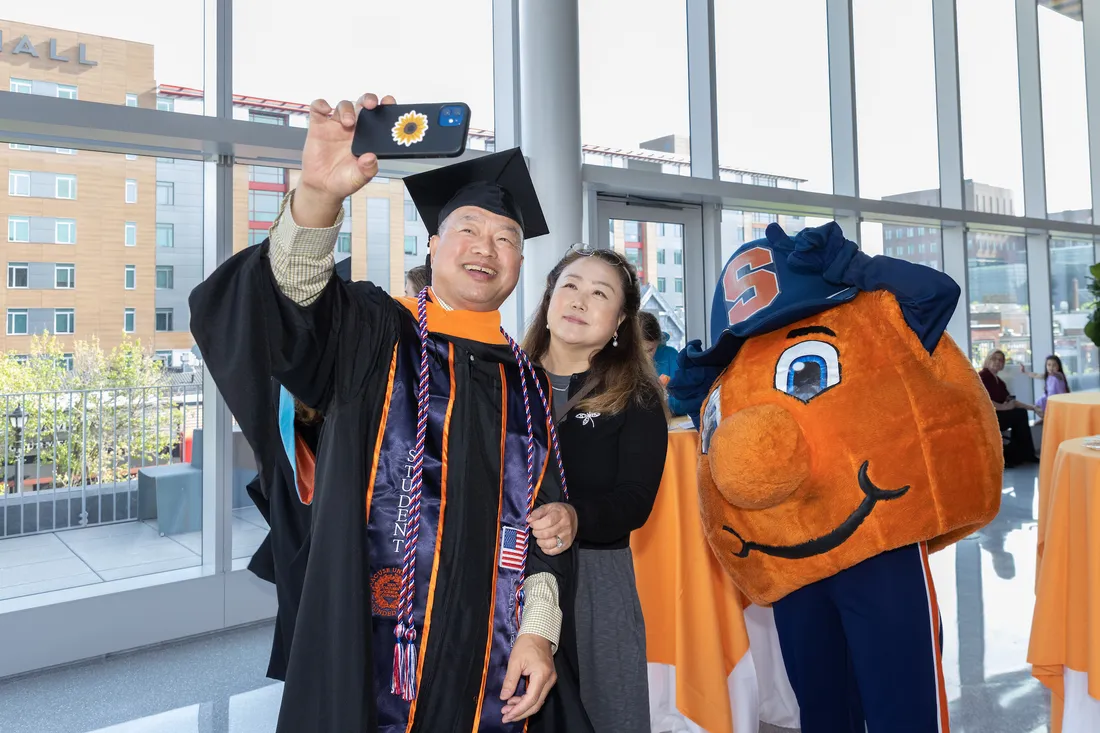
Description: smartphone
xmin=351 ymin=103 xmax=471 ymax=160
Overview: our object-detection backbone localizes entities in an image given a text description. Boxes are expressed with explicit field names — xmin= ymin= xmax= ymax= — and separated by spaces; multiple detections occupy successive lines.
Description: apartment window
xmin=7 ymin=263 xmax=28 ymax=289
xmin=156 ymin=97 xmax=174 ymax=112
xmin=342 ymin=197 xmax=353 ymax=219
xmin=57 ymin=148 xmax=75 ymax=155
xmin=656 ymin=249 xmax=666 ymax=265
xmin=249 ymin=166 xmax=285 ymax=185
xmin=54 ymin=309 xmax=75 ymax=334
xmin=55 ymin=175 xmax=76 ymax=200
xmin=8 ymin=217 xmax=30 ymax=243
xmin=155 ymin=309 xmax=174 ymax=332
xmin=404 ymin=236 xmax=417 ymax=255
xmin=337 ymin=233 xmax=352 ymax=254
xmin=405 ymin=201 xmax=419 ymax=221
xmin=157 ymin=157 xmax=174 ymax=165
xmin=56 ymin=85 xmax=78 ymax=100
xmin=156 ymin=223 xmax=175 ymax=248
xmin=250 ymin=111 xmax=287 ymax=125
xmin=124 ymin=308 xmax=136 ymax=334
xmin=248 ymin=229 xmax=268 ymax=246
xmin=126 ymin=154 xmax=138 ymax=161
xmin=7 ymin=310 xmax=27 ymax=335
xmin=125 ymin=179 xmax=137 ymax=203
xmin=658 ymin=223 xmax=667 ymax=236
xmin=8 ymin=170 xmax=30 ymax=197
xmin=885 ymin=230 xmax=893 ymax=241
xmin=55 ymin=219 xmax=76 ymax=244
xmin=10 ymin=78 xmax=32 ymax=94
xmin=249 ymin=190 xmax=281 ymax=223
xmin=156 ymin=265 xmax=174 ymax=289
xmin=126 ymin=93 xmax=138 ymax=107
xmin=55 ymin=264 xmax=75 ymax=289
xmin=674 ymin=278 xmax=684 ymax=293
xmin=673 ymin=251 xmax=683 ymax=266
xmin=9 ymin=143 xmax=31 ymax=151
xmin=657 ymin=277 xmax=666 ymax=292
xmin=60 ymin=354 xmax=74 ymax=371
xmin=156 ymin=182 xmax=175 ymax=206
xmin=124 ymin=265 xmax=136 ymax=290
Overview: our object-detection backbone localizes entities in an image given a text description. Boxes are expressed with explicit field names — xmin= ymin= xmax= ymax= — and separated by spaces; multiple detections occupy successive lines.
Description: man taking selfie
xmin=190 ymin=93 xmax=591 ymax=733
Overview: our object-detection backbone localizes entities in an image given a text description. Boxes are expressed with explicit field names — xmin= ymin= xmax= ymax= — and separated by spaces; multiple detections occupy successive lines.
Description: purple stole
xmin=366 ymin=311 xmax=550 ymax=732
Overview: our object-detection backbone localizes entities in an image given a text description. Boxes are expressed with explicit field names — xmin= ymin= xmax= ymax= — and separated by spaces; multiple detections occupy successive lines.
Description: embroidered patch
xmin=701 ymin=387 xmax=722 ymax=455
xmin=370 ymin=567 xmax=402 ymax=618
xmin=499 ymin=526 xmax=527 ymax=571
xmin=391 ymin=111 xmax=429 ymax=147
xmin=575 ymin=412 xmax=601 ymax=426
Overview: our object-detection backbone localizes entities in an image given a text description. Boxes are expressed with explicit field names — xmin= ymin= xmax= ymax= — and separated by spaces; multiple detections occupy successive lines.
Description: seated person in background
xmin=979 ymin=350 xmax=1040 ymax=467
xmin=404 ymin=264 xmax=430 ymax=297
xmin=1020 ymin=354 xmax=1070 ymax=415
xmin=522 ymin=245 xmax=669 ymax=733
xmin=639 ymin=311 xmax=689 ymax=416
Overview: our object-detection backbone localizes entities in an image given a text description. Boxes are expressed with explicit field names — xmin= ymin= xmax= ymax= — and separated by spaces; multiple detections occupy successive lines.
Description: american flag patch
xmin=499 ymin=526 xmax=527 ymax=571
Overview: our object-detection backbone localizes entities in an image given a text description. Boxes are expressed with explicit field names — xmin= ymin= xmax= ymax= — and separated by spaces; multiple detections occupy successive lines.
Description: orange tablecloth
xmin=1039 ymin=394 xmax=1100 ymax=563
xmin=1029 ymin=437 xmax=1100 ymax=733
xmin=632 ymin=430 xmax=752 ymax=733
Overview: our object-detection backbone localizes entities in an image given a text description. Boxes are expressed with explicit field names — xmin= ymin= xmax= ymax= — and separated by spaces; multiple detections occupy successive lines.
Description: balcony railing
xmin=0 ymin=385 xmax=202 ymax=538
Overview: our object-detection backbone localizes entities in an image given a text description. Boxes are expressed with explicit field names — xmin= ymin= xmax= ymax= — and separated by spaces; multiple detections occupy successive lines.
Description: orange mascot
xmin=670 ymin=222 xmax=1002 ymax=733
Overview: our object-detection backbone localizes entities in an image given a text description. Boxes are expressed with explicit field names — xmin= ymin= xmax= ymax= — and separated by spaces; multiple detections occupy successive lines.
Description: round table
xmin=1028 ymin=437 xmax=1100 ymax=733
xmin=632 ymin=430 xmax=798 ymax=733
xmin=1038 ymin=394 xmax=1100 ymax=565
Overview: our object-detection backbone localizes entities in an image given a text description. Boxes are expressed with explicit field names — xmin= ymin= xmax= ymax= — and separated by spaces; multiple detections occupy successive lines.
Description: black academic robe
xmin=241 ymin=380 xmax=319 ymax=682
xmin=190 ymin=242 xmax=593 ymax=733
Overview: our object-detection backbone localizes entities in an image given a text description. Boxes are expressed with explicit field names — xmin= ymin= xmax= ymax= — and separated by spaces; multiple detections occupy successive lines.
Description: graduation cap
xmin=403 ymin=147 xmax=549 ymax=239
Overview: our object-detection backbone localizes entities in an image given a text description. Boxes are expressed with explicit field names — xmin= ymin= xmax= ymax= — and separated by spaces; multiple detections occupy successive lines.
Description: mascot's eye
xmin=774 ymin=340 xmax=841 ymax=403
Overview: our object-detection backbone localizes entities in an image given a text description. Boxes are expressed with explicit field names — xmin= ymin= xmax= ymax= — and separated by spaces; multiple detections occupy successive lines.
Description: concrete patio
xmin=0 ymin=507 xmax=270 ymax=601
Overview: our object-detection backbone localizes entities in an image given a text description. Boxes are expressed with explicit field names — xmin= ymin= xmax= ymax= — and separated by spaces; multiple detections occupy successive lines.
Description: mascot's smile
xmin=721 ymin=461 xmax=909 ymax=560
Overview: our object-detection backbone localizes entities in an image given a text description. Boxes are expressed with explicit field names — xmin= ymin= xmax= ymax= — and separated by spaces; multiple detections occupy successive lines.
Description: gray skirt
xmin=575 ymin=547 xmax=650 ymax=733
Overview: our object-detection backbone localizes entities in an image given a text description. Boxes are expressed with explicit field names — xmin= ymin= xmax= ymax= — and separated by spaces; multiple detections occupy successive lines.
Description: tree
xmin=0 ymin=334 xmax=184 ymax=494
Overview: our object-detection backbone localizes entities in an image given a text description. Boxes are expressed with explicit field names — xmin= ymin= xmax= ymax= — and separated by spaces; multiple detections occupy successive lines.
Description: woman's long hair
xmin=982 ymin=349 xmax=1006 ymax=371
xmin=522 ymin=248 xmax=664 ymax=416
xmin=1045 ymin=354 xmax=1070 ymax=393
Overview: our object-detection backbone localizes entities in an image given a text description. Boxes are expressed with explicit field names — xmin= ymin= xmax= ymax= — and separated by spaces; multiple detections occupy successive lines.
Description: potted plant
xmin=1084 ymin=263 xmax=1100 ymax=347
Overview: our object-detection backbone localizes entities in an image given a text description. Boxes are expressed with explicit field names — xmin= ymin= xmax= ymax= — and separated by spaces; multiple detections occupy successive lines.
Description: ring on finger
xmin=555 ymin=536 xmax=563 ymax=549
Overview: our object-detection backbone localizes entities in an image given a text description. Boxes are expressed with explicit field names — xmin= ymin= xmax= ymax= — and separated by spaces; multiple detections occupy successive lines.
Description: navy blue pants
xmin=772 ymin=543 xmax=948 ymax=733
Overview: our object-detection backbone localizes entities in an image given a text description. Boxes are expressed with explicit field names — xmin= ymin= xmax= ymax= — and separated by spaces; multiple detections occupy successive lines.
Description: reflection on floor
xmin=0 ymin=467 xmax=1050 ymax=732
xmin=0 ymin=507 xmax=270 ymax=600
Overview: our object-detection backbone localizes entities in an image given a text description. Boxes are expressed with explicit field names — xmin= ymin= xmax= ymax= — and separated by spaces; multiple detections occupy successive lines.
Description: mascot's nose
xmin=708 ymin=404 xmax=810 ymax=510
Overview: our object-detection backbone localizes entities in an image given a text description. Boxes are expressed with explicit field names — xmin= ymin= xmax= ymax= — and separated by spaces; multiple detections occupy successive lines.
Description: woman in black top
xmin=523 ymin=246 xmax=668 ymax=733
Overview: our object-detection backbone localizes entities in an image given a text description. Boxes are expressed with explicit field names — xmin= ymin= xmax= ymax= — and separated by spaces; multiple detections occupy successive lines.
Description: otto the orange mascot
xmin=670 ymin=222 xmax=1002 ymax=733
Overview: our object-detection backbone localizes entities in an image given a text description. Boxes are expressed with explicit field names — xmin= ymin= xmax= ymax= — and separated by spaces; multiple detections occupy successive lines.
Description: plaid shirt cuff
xmin=518 ymin=572 xmax=562 ymax=653
xmin=268 ymin=189 xmax=344 ymax=306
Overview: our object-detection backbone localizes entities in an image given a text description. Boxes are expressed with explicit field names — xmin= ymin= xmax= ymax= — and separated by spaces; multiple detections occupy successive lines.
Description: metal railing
xmin=0 ymin=384 xmax=203 ymax=538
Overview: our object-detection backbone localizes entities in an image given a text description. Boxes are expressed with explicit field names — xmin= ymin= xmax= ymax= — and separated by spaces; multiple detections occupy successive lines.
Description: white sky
xmin=4 ymin=0 xmax=1093 ymax=214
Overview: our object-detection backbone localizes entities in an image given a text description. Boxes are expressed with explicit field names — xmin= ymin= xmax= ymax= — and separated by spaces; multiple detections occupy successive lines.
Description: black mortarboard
xmin=403 ymin=148 xmax=549 ymax=239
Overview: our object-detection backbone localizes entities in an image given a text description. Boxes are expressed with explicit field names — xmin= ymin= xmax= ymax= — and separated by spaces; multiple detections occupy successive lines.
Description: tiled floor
xmin=0 ymin=507 xmax=270 ymax=600
xmin=0 ymin=466 xmax=1053 ymax=732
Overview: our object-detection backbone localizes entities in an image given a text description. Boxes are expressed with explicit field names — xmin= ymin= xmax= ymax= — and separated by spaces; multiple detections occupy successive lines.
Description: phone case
xmin=351 ymin=103 xmax=471 ymax=160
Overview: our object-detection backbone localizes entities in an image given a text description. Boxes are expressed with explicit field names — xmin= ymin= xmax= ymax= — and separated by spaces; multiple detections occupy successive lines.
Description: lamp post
xmin=9 ymin=405 xmax=25 ymax=494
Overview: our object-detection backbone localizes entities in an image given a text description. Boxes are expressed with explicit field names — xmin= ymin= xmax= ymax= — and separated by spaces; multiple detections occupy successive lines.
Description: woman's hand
xmin=529 ymin=502 xmax=578 ymax=556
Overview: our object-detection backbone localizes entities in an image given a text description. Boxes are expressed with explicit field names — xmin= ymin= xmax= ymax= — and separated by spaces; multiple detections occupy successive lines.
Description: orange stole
xmin=295 ymin=434 xmax=316 ymax=505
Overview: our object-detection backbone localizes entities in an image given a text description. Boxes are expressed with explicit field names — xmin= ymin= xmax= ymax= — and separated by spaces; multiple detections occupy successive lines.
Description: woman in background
xmin=1021 ymin=354 xmax=1070 ymax=415
xmin=979 ymin=350 xmax=1040 ymax=467
xmin=404 ymin=264 xmax=430 ymax=297
xmin=523 ymin=245 xmax=668 ymax=733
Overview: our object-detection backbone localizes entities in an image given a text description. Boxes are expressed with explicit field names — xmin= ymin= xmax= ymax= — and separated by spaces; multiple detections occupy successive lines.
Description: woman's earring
xmin=612 ymin=331 xmax=619 ymax=347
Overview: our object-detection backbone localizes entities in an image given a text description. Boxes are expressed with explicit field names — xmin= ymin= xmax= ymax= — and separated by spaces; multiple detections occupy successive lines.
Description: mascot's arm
xmin=667 ymin=349 xmax=721 ymax=429
xmin=835 ymin=252 xmax=960 ymax=355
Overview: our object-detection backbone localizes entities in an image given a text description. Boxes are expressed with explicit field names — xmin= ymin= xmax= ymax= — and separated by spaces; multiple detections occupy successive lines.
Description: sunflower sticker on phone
xmin=392 ymin=111 xmax=429 ymax=147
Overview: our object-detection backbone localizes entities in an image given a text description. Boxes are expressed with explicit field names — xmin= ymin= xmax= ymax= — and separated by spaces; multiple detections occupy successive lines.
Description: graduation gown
xmin=241 ymin=379 xmax=319 ymax=682
xmin=190 ymin=242 xmax=592 ymax=733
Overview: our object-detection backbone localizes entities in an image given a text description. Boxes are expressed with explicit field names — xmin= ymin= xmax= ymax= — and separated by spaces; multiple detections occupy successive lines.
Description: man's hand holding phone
xmin=292 ymin=93 xmax=396 ymax=228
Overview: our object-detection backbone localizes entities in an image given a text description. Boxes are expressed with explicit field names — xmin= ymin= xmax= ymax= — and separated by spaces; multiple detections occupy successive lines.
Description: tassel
xmin=400 ymin=635 xmax=418 ymax=702
xmin=390 ymin=624 xmax=406 ymax=697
